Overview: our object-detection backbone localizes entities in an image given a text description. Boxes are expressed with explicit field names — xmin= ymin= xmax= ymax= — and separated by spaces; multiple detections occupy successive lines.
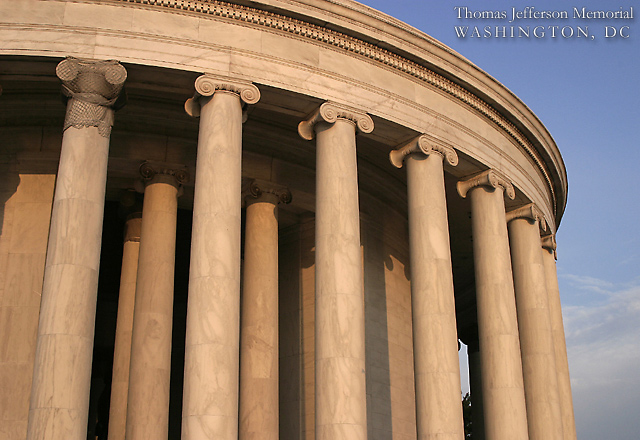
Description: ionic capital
xmin=298 ymin=102 xmax=374 ymax=140
xmin=389 ymin=134 xmax=458 ymax=168
xmin=506 ymin=203 xmax=548 ymax=232
xmin=244 ymin=179 xmax=292 ymax=205
xmin=139 ymin=161 xmax=190 ymax=190
xmin=185 ymin=74 xmax=260 ymax=117
xmin=56 ymin=58 xmax=127 ymax=137
xmin=457 ymin=169 xmax=516 ymax=200
xmin=541 ymin=233 xmax=558 ymax=259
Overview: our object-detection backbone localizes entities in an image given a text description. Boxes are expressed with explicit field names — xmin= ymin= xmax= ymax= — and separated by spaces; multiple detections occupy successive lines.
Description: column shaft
xmin=405 ymin=151 xmax=463 ymax=440
xmin=239 ymin=192 xmax=280 ymax=440
xmin=27 ymin=58 xmax=125 ymax=440
xmin=182 ymin=91 xmax=244 ymax=439
xmin=108 ymin=216 xmax=141 ymax=440
xmin=126 ymin=177 xmax=179 ymax=440
xmin=460 ymin=173 xmax=528 ymax=440
xmin=508 ymin=213 xmax=563 ymax=440
xmin=542 ymin=240 xmax=577 ymax=440
xmin=314 ymin=119 xmax=367 ymax=440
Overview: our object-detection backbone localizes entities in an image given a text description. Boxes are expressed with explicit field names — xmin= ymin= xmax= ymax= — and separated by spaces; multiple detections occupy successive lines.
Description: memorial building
xmin=0 ymin=1 xmax=575 ymax=439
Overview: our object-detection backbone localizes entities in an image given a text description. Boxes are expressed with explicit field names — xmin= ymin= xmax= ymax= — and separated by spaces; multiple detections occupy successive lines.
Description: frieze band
xmin=110 ymin=0 xmax=555 ymax=212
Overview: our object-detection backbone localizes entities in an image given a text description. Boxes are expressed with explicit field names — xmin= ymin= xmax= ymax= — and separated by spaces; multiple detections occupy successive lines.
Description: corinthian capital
xmin=506 ymin=203 xmax=548 ymax=232
xmin=389 ymin=134 xmax=458 ymax=168
xmin=56 ymin=57 xmax=127 ymax=137
xmin=297 ymin=102 xmax=374 ymax=140
xmin=185 ymin=74 xmax=260 ymax=117
xmin=457 ymin=169 xmax=516 ymax=200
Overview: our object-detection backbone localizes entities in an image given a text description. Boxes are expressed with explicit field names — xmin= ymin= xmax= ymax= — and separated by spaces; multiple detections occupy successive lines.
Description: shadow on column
xmin=363 ymin=224 xmax=393 ymax=440
xmin=86 ymin=203 xmax=192 ymax=440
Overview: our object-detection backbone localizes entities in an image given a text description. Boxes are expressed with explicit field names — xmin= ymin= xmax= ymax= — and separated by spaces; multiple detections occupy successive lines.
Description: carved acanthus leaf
xmin=56 ymin=57 xmax=127 ymax=137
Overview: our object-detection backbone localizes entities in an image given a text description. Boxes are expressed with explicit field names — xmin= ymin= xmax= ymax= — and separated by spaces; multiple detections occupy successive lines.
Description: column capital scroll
xmin=506 ymin=203 xmax=548 ymax=232
xmin=541 ymin=233 xmax=558 ymax=259
xmin=185 ymin=74 xmax=260 ymax=117
xmin=298 ymin=101 xmax=373 ymax=140
xmin=56 ymin=57 xmax=127 ymax=137
xmin=389 ymin=134 xmax=458 ymax=168
xmin=457 ymin=169 xmax=516 ymax=200
xmin=139 ymin=161 xmax=190 ymax=191
xmin=244 ymin=179 xmax=292 ymax=205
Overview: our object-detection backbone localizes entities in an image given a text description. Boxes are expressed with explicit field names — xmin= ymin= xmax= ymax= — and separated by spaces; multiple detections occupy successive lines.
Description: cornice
xmin=106 ymin=0 xmax=555 ymax=214
xmin=389 ymin=134 xmax=458 ymax=169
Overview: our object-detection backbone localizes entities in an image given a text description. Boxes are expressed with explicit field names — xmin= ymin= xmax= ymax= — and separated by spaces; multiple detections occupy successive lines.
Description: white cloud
xmin=561 ymin=276 xmax=640 ymax=440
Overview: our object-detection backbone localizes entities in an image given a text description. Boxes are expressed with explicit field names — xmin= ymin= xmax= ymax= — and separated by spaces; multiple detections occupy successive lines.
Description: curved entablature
xmin=0 ymin=0 xmax=567 ymax=228
xmin=99 ymin=0 xmax=565 ymax=222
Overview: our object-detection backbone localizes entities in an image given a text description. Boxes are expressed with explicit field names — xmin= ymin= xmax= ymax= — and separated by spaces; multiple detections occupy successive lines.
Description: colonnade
xmin=24 ymin=58 xmax=576 ymax=440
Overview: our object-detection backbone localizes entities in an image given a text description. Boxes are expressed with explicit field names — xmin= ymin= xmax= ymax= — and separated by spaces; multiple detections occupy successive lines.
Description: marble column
xmin=390 ymin=135 xmax=464 ymax=440
xmin=108 ymin=196 xmax=142 ymax=440
xmin=182 ymin=75 xmax=260 ymax=440
xmin=542 ymin=234 xmax=578 ymax=440
xmin=507 ymin=204 xmax=563 ymax=440
xmin=457 ymin=170 xmax=528 ymax=440
xmin=239 ymin=180 xmax=291 ymax=440
xmin=298 ymin=102 xmax=373 ymax=440
xmin=126 ymin=162 xmax=188 ymax=440
xmin=27 ymin=57 xmax=126 ymax=440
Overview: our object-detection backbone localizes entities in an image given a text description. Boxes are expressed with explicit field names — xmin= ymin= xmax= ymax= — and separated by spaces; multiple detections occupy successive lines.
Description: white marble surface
xmin=107 ymin=217 xmax=141 ymax=440
xmin=126 ymin=180 xmax=178 ymax=440
xmin=313 ymin=118 xmax=367 ymax=440
xmin=406 ymin=153 xmax=464 ymax=440
xmin=542 ymin=246 xmax=578 ymax=440
xmin=467 ymin=183 xmax=529 ymax=440
xmin=182 ymin=91 xmax=243 ymax=440
xmin=0 ymin=173 xmax=55 ymax=440
xmin=27 ymin=126 xmax=109 ymax=440
xmin=508 ymin=217 xmax=563 ymax=440
xmin=240 ymin=194 xmax=280 ymax=440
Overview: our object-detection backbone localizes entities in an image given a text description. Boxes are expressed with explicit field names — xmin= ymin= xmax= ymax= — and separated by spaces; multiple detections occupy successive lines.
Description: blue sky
xmin=357 ymin=1 xmax=640 ymax=438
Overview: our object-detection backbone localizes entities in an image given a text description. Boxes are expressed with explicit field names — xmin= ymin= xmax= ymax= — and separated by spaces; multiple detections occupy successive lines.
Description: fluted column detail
xmin=507 ymin=203 xmax=563 ymax=440
xmin=239 ymin=180 xmax=291 ymax=440
xmin=182 ymin=75 xmax=260 ymax=440
xmin=457 ymin=169 xmax=528 ymax=440
xmin=27 ymin=57 xmax=126 ymax=440
xmin=298 ymin=101 xmax=373 ymax=440
xmin=126 ymin=162 xmax=188 ymax=440
xmin=108 ymin=193 xmax=142 ymax=440
xmin=390 ymin=135 xmax=464 ymax=440
xmin=541 ymin=234 xmax=577 ymax=440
